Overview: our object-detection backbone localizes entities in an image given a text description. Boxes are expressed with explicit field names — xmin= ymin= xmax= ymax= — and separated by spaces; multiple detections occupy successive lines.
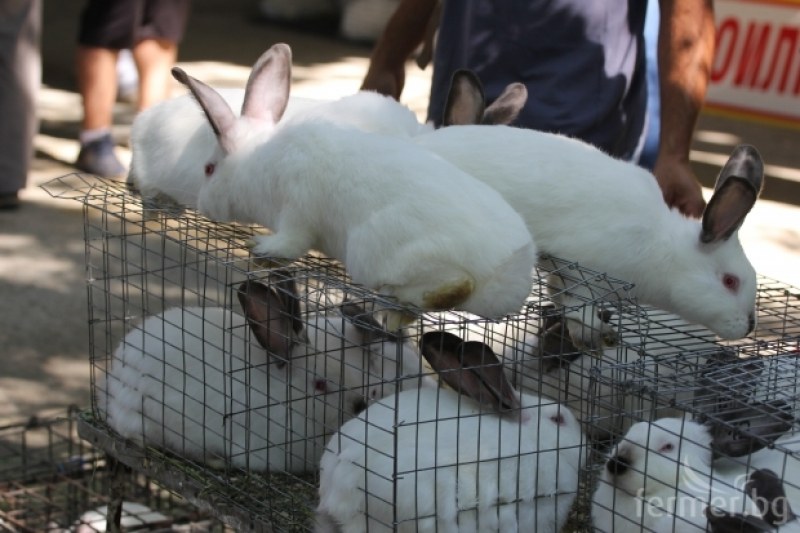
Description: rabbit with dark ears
xmin=315 ymin=330 xmax=584 ymax=533
xmin=416 ymin=70 xmax=764 ymax=351
xmin=99 ymin=273 xmax=424 ymax=473
xmin=592 ymin=405 xmax=794 ymax=533
xmin=172 ymin=43 xmax=538 ymax=325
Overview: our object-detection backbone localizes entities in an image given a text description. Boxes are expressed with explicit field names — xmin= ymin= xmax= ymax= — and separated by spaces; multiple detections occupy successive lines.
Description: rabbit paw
xmin=247 ymin=234 xmax=309 ymax=263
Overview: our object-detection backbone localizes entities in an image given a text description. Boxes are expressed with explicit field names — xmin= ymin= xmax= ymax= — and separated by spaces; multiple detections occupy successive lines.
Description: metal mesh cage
xmin=587 ymin=338 xmax=800 ymax=532
xmin=0 ymin=407 xmax=223 ymax=531
xmin=41 ymin=174 xmax=800 ymax=531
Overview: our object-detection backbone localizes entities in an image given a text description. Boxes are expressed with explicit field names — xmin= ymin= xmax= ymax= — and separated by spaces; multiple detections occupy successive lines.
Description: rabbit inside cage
xmin=44 ymin=173 xmax=800 ymax=532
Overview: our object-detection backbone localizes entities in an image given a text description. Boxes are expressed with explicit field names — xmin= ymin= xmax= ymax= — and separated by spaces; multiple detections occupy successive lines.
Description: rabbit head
xmin=238 ymin=275 xmax=422 ymax=409
xmin=604 ymin=418 xmax=714 ymax=498
xmin=605 ymin=404 xmax=794 ymax=499
xmin=663 ymin=144 xmax=764 ymax=340
xmin=171 ymin=43 xmax=292 ymax=221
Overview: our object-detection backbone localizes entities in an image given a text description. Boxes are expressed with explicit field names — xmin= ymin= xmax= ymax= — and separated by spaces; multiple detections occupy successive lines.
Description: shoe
xmin=75 ymin=134 xmax=126 ymax=178
xmin=0 ymin=192 xmax=20 ymax=210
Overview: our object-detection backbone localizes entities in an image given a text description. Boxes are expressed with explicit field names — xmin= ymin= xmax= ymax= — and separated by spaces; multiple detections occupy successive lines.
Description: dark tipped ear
xmin=237 ymin=278 xmax=301 ymax=363
xmin=172 ymin=67 xmax=238 ymax=154
xmin=746 ymin=468 xmax=797 ymax=526
xmin=340 ymin=300 xmax=400 ymax=343
xmin=704 ymin=399 xmax=794 ymax=458
xmin=701 ymin=144 xmax=764 ymax=244
xmin=705 ymin=507 xmax=774 ymax=533
xmin=241 ymin=43 xmax=292 ymax=125
xmin=419 ymin=331 xmax=521 ymax=412
xmin=443 ymin=69 xmax=486 ymax=126
xmin=482 ymin=83 xmax=527 ymax=125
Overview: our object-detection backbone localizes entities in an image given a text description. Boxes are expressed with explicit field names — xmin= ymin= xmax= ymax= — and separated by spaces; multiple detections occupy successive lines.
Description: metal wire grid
xmin=586 ymin=341 xmax=800 ymax=532
xmin=40 ymin=174 xmax=647 ymax=530
xmin=0 ymin=408 xmax=222 ymax=532
xmin=41 ymin=173 xmax=800 ymax=531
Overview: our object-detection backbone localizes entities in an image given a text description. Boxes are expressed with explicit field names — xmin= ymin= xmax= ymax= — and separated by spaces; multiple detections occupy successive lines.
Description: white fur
xmin=128 ymin=90 xmax=321 ymax=210
xmin=99 ymin=306 xmax=422 ymax=473
xmin=179 ymin=45 xmax=537 ymax=320
xmin=128 ymin=90 xmax=429 ymax=213
xmin=315 ymin=385 xmax=584 ymax=532
xmin=412 ymin=126 xmax=760 ymax=346
xmin=592 ymin=418 xmax=765 ymax=533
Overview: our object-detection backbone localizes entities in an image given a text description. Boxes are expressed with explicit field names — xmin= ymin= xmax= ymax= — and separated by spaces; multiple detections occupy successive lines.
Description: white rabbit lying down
xmin=417 ymin=69 xmax=765 ymax=351
xmin=592 ymin=407 xmax=795 ymax=533
xmin=315 ymin=330 xmax=585 ymax=533
xmin=99 ymin=275 xmax=424 ymax=473
xmin=171 ymin=43 xmax=538 ymax=322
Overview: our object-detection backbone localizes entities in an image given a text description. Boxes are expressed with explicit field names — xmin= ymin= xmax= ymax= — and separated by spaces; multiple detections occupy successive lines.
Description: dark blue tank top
xmin=428 ymin=0 xmax=648 ymax=161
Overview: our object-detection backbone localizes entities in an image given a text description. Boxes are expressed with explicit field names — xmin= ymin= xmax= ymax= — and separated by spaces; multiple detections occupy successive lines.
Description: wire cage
xmin=587 ymin=338 xmax=800 ymax=532
xmin=0 ymin=407 xmax=223 ymax=531
xmin=41 ymin=173 xmax=800 ymax=532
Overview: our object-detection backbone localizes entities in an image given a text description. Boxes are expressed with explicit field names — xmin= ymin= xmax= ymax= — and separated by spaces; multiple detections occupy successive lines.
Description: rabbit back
xmin=318 ymin=386 xmax=581 ymax=532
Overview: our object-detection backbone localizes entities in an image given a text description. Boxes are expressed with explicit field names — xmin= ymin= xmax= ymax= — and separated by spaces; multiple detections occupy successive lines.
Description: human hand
xmin=652 ymin=154 xmax=706 ymax=218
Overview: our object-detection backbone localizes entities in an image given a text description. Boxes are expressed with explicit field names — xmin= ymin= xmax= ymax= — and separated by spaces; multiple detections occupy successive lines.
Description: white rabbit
xmin=315 ymin=330 xmax=585 ymax=533
xmin=414 ymin=69 xmax=765 ymax=350
xmin=127 ymin=88 xmax=322 ymax=213
xmin=592 ymin=412 xmax=795 ymax=533
xmin=127 ymin=63 xmax=526 ymax=216
xmin=171 ymin=43 xmax=538 ymax=323
xmin=99 ymin=276 xmax=423 ymax=473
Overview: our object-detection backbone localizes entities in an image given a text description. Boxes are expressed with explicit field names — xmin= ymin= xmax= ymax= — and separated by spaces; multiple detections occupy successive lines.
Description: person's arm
xmin=361 ymin=0 xmax=438 ymax=99
xmin=653 ymin=0 xmax=715 ymax=218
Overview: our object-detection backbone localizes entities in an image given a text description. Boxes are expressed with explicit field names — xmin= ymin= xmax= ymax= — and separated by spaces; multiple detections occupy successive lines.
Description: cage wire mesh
xmin=41 ymin=174 xmax=800 ymax=532
xmin=0 ymin=407 xmax=224 ymax=532
xmin=587 ymin=339 xmax=800 ymax=532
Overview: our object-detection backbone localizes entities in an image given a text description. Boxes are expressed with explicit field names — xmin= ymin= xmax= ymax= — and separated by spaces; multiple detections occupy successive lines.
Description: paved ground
xmin=1 ymin=0 xmax=799 ymax=423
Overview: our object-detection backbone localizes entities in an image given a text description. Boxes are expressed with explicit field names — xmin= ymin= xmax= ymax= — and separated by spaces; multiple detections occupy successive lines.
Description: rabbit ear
xmin=339 ymin=300 xmax=400 ymax=343
xmin=419 ymin=331 xmax=521 ymax=412
xmin=482 ymin=82 xmax=527 ymax=126
xmin=703 ymin=399 xmax=794 ymax=458
xmin=700 ymin=144 xmax=764 ymax=244
xmin=172 ymin=67 xmax=239 ymax=154
xmin=241 ymin=42 xmax=292 ymax=125
xmin=237 ymin=278 xmax=302 ymax=363
xmin=705 ymin=507 xmax=774 ymax=533
xmin=746 ymin=468 xmax=798 ymax=527
xmin=443 ymin=69 xmax=486 ymax=126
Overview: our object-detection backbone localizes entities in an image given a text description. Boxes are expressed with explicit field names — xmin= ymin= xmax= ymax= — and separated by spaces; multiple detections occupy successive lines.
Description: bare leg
xmin=76 ymin=46 xmax=119 ymax=131
xmin=132 ymin=38 xmax=177 ymax=111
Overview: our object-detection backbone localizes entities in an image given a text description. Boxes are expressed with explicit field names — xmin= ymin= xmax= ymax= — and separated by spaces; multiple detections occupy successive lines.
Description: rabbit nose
xmin=606 ymin=455 xmax=631 ymax=476
xmin=352 ymin=398 xmax=368 ymax=415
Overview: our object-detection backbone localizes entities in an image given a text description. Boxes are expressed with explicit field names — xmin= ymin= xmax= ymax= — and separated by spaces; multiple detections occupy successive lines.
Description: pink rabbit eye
xmin=204 ymin=163 xmax=216 ymax=177
xmin=660 ymin=443 xmax=674 ymax=453
xmin=550 ymin=412 xmax=565 ymax=425
xmin=722 ymin=273 xmax=740 ymax=292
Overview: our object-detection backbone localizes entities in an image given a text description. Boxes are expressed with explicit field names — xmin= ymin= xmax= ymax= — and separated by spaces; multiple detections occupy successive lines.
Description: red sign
xmin=706 ymin=0 xmax=800 ymax=125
